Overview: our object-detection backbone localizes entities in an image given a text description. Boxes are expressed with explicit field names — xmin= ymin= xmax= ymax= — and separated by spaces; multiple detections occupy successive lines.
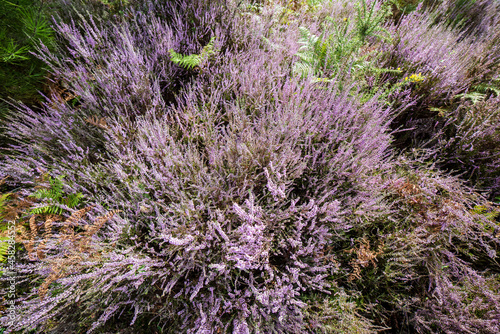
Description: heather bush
xmin=423 ymin=0 xmax=500 ymax=38
xmin=2 ymin=1 xmax=394 ymax=331
xmin=373 ymin=1 xmax=500 ymax=197
xmin=427 ymin=97 xmax=500 ymax=199
xmin=380 ymin=10 xmax=474 ymax=108
xmin=365 ymin=154 xmax=500 ymax=332
xmin=1 ymin=0 xmax=500 ymax=333
xmin=2 ymin=0 xmax=241 ymax=185
xmin=376 ymin=2 xmax=500 ymax=152
xmin=2 ymin=54 xmax=397 ymax=333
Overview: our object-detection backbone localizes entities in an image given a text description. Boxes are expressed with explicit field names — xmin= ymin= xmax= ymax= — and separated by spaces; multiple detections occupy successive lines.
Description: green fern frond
xmin=0 ymin=193 xmax=11 ymax=220
xmin=64 ymin=193 xmax=84 ymax=208
xmin=30 ymin=204 xmax=63 ymax=216
xmin=298 ymin=27 xmax=324 ymax=58
xmin=355 ymin=0 xmax=392 ymax=43
xmin=455 ymin=91 xmax=486 ymax=104
xmin=168 ymin=36 xmax=217 ymax=71
xmin=0 ymin=237 xmax=10 ymax=263
xmin=293 ymin=61 xmax=315 ymax=78
xmin=29 ymin=175 xmax=83 ymax=215
xmin=168 ymin=50 xmax=201 ymax=70
xmin=200 ymin=36 xmax=216 ymax=58
xmin=294 ymin=27 xmax=324 ymax=78
xmin=32 ymin=175 xmax=64 ymax=201
xmin=31 ymin=188 xmax=50 ymax=200
xmin=298 ymin=26 xmax=319 ymax=44
xmin=295 ymin=51 xmax=315 ymax=65
xmin=473 ymin=83 xmax=500 ymax=97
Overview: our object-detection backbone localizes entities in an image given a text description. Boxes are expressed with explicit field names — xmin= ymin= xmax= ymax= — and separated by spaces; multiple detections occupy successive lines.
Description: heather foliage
xmin=1 ymin=0 xmax=500 ymax=333
xmin=376 ymin=0 xmax=500 ymax=195
xmin=424 ymin=0 xmax=500 ymax=37
xmin=428 ymin=97 xmax=500 ymax=199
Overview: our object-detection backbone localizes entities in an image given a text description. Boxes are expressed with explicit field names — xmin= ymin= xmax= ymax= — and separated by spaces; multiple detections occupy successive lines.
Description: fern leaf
xmin=64 ymin=193 xmax=83 ymax=208
xmin=200 ymin=36 xmax=216 ymax=59
xmin=0 ymin=237 xmax=9 ymax=263
xmin=0 ymin=193 xmax=11 ymax=207
xmin=66 ymin=206 xmax=93 ymax=226
xmin=456 ymin=92 xmax=486 ymax=104
xmin=169 ymin=49 xmax=201 ymax=70
xmin=32 ymin=188 xmax=50 ymax=199
xmin=474 ymin=83 xmax=500 ymax=97
xmin=293 ymin=62 xmax=312 ymax=77
xmin=50 ymin=176 xmax=64 ymax=199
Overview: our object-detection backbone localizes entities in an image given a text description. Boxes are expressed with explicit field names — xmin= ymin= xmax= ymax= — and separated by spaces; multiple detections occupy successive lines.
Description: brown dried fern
xmin=60 ymin=206 xmax=94 ymax=242
xmin=38 ymin=261 xmax=63 ymax=300
xmin=0 ymin=182 xmax=35 ymax=221
xmin=35 ymin=208 xmax=120 ymax=299
xmin=347 ymin=238 xmax=384 ymax=282
xmin=78 ymin=210 xmax=121 ymax=252
xmin=36 ymin=216 xmax=59 ymax=260
xmin=391 ymin=179 xmax=424 ymax=206
xmin=38 ymin=255 xmax=85 ymax=300
xmin=27 ymin=215 xmax=37 ymax=261
xmin=66 ymin=206 xmax=94 ymax=225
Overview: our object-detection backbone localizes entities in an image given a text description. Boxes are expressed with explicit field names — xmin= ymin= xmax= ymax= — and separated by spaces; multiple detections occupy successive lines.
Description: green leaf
xmin=455 ymin=91 xmax=486 ymax=104
xmin=0 ymin=39 xmax=29 ymax=64
xmin=168 ymin=36 xmax=217 ymax=71
xmin=29 ymin=175 xmax=83 ymax=215
xmin=19 ymin=6 xmax=53 ymax=46
xmin=0 ymin=237 xmax=10 ymax=263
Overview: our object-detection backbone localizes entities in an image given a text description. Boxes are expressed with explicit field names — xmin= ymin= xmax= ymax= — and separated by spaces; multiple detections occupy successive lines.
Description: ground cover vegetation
xmin=0 ymin=0 xmax=500 ymax=333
